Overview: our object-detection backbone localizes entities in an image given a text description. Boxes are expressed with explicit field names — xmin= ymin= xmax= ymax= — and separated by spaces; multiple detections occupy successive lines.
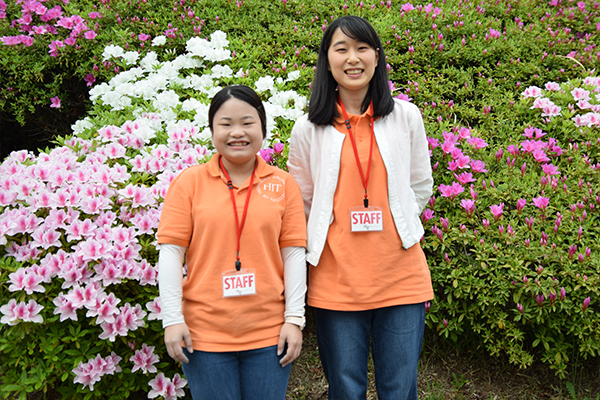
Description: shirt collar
xmin=206 ymin=153 xmax=272 ymax=182
xmin=334 ymin=101 xmax=373 ymax=124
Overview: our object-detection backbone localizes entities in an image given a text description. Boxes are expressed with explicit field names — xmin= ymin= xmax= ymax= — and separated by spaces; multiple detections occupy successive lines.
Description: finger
xmin=277 ymin=333 xmax=287 ymax=356
xmin=183 ymin=332 xmax=194 ymax=354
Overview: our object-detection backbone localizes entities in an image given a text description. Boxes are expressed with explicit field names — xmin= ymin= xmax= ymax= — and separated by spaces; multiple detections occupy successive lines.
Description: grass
xmin=285 ymin=308 xmax=600 ymax=400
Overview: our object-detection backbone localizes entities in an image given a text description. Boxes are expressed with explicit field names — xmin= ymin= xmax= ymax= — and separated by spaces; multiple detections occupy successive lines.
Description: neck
xmin=221 ymin=156 xmax=256 ymax=186
xmin=338 ymin=88 xmax=368 ymax=115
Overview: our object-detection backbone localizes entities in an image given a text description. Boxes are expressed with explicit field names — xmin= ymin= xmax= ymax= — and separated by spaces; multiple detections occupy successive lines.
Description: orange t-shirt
xmin=157 ymin=154 xmax=306 ymax=352
xmin=307 ymin=105 xmax=433 ymax=311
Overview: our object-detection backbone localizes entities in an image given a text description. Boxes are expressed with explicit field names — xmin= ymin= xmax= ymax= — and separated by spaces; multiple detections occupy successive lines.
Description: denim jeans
xmin=315 ymin=303 xmax=425 ymax=400
xmin=181 ymin=345 xmax=291 ymax=400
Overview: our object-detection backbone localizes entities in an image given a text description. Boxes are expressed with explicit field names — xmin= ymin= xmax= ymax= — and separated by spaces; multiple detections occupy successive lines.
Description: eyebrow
xmin=218 ymin=115 xmax=256 ymax=121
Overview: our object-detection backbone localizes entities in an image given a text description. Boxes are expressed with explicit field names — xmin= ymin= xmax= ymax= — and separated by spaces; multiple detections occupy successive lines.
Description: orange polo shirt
xmin=307 ymin=105 xmax=433 ymax=311
xmin=157 ymin=154 xmax=306 ymax=352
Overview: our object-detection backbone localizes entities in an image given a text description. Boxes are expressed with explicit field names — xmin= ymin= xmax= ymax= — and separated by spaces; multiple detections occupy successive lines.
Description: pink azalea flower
xmin=138 ymin=33 xmax=151 ymax=41
xmin=138 ymin=260 xmax=158 ymax=286
xmin=401 ymin=3 xmax=415 ymax=12
xmin=470 ymin=160 xmax=488 ymax=173
xmin=542 ymin=163 xmax=560 ymax=175
xmin=438 ymin=182 xmax=464 ymax=199
xmin=460 ymin=199 xmax=476 ymax=217
xmin=171 ymin=374 xmax=187 ymax=397
xmin=148 ymin=373 xmax=168 ymax=399
xmin=516 ymin=198 xmax=527 ymax=212
xmin=84 ymin=30 xmax=97 ymax=39
xmin=532 ymin=149 xmax=550 ymax=163
xmin=130 ymin=344 xmax=159 ymax=374
xmin=50 ymin=96 xmax=61 ymax=108
xmin=99 ymin=314 xmax=128 ymax=342
xmin=544 ymin=82 xmax=561 ymax=91
xmin=489 ymin=203 xmax=504 ymax=221
xmin=52 ymin=293 xmax=79 ymax=321
xmin=571 ymin=87 xmax=590 ymax=102
xmin=467 ymin=137 xmax=488 ymax=149
xmin=146 ymin=297 xmax=162 ymax=320
xmin=259 ymin=148 xmax=274 ymax=163
xmin=454 ymin=172 xmax=476 ymax=185
xmin=522 ymin=86 xmax=543 ymax=98
xmin=532 ymin=196 xmax=550 ymax=211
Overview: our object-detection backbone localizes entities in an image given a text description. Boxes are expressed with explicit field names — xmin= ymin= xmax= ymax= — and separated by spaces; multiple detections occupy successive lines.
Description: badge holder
xmin=222 ymin=269 xmax=257 ymax=298
xmin=350 ymin=206 xmax=383 ymax=232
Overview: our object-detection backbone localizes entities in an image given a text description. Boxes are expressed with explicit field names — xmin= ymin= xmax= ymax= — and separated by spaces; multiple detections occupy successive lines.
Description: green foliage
xmin=1 ymin=0 xmax=600 ymax=398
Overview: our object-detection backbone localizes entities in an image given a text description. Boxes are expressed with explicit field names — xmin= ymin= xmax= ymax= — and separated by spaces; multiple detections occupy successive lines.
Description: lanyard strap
xmin=339 ymin=99 xmax=375 ymax=208
xmin=219 ymin=156 xmax=256 ymax=271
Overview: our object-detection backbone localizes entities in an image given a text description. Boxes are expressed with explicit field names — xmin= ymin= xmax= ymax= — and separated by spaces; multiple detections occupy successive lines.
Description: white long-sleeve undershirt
xmin=157 ymin=243 xmax=307 ymax=328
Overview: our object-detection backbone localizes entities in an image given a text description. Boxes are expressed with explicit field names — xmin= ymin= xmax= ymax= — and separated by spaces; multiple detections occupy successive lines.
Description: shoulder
xmin=291 ymin=114 xmax=312 ymax=133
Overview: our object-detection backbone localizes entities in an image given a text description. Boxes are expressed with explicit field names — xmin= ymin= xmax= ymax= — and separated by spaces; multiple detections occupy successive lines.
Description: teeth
xmin=229 ymin=142 xmax=248 ymax=146
xmin=346 ymin=69 xmax=363 ymax=74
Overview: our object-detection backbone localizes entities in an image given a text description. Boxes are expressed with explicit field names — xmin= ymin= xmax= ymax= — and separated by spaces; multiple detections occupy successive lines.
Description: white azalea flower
xmin=140 ymin=51 xmax=160 ymax=71
xmin=89 ymin=82 xmax=110 ymax=102
xmin=181 ymin=98 xmax=203 ymax=112
xmin=153 ymin=90 xmax=180 ymax=110
xmin=210 ymin=65 xmax=233 ymax=79
xmin=122 ymin=51 xmax=140 ymax=65
xmin=71 ymin=118 xmax=94 ymax=134
xmin=287 ymin=70 xmax=301 ymax=81
xmin=102 ymin=44 xmax=124 ymax=60
xmin=151 ymin=35 xmax=167 ymax=46
xmin=255 ymin=76 xmax=275 ymax=93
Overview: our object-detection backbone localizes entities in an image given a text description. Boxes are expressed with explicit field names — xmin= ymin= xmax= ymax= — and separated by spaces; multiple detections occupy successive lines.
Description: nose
xmin=347 ymin=49 xmax=359 ymax=64
xmin=230 ymin=124 xmax=245 ymax=137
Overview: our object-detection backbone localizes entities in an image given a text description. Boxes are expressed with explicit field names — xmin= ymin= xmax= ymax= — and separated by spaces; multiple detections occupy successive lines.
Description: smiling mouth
xmin=345 ymin=69 xmax=363 ymax=75
xmin=228 ymin=141 xmax=249 ymax=146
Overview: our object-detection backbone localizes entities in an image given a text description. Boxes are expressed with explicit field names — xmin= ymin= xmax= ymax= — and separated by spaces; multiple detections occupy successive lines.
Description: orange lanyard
xmin=339 ymin=99 xmax=375 ymax=208
xmin=219 ymin=156 xmax=256 ymax=271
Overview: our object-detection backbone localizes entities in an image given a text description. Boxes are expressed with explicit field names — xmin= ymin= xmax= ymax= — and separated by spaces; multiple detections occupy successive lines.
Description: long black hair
xmin=308 ymin=15 xmax=394 ymax=126
xmin=208 ymin=85 xmax=267 ymax=138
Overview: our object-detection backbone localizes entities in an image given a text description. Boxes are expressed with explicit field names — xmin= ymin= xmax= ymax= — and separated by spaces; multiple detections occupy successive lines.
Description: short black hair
xmin=208 ymin=85 xmax=267 ymax=138
xmin=308 ymin=15 xmax=394 ymax=126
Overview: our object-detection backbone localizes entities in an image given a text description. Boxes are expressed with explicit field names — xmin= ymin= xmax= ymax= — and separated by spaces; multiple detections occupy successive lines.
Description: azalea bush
xmin=421 ymin=76 xmax=600 ymax=377
xmin=0 ymin=31 xmax=306 ymax=399
xmin=1 ymin=0 xmax=600 ymax=398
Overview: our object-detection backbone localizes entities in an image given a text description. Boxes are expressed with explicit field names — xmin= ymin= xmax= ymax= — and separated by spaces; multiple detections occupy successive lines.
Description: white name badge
xmin=350 ymin=206 xmax=383 ymax=232
xmin=222 ymin=270 xmax=257 ymax=298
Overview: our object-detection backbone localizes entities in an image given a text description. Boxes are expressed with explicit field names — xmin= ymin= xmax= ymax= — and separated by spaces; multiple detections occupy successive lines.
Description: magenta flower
xmin=489 ymin=203 xmax=504 ymax=221
xmin=460 ymin=199 xmax=476 ymax=216
xmin=532 ymin=196 xmax=549 ymax=211
xmin=259 ymin=148 xmax=274 ymax=163
xmin=541 ymin=163 xmax=559 ymax=176
xmin=516 ymin=198 xmax=527 ymax=212
xmin=517 ymin=303 xmax=524 ymax=314
xmin=467 ymin=137 xmax=488 ymax=149
xmin=470 ymin=160 xmax=488 ymax=173
xmin=438 ymin=182 xmax=464 ymax=199
xmin=536 ymin=294 xmax=544 ymax=307
xmin=50 ymin=96 xmax=61 ymax=108
xmin=560 ymin=287 xmax=566 ymax=301
xmin=84 ymin=73 xmax=96 ymax=87
xmin=421 ymin=208 xmax=434 ymax=223
xmin=273 ymin=142 xmax=285 ymax=154
xmin=582 ymin=297 xmax=591 ymax=311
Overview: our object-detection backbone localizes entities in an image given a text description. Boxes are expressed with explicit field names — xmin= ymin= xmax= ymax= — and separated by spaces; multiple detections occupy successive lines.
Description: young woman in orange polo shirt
xmin=288 ymin=16 xmax=434 ymax=400
xmin=157 ymin=85 xmax=307 ymax=400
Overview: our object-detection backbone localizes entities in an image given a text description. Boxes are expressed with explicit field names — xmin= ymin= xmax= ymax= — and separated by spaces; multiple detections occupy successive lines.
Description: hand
xmin=164 ymin=323 xmax=193 ymax=364
xmin=277 ymin=322 xmax=302 ymax=367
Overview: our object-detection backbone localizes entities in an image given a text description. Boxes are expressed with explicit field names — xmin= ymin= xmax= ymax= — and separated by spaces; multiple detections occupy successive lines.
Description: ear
xmin=375 ymin=48 xmax=380 ymax=66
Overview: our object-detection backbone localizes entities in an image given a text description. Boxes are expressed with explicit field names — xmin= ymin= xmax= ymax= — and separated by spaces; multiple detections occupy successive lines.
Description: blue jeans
xmin=315 ymin=303 xmax=425 ymax=400
xmin=181 ymin=345 xmax=291 ymax=400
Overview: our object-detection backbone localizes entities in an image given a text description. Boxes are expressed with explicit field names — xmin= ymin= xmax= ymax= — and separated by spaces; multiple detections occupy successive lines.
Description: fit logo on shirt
xmin=257 ymin=176 xmax=286 ymax=202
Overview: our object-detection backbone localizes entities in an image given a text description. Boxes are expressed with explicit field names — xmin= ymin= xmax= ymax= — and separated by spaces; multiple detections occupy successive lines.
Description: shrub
xmin=1 ymin=0 xmax=600 ymax=398
xmin=0 ymin=31 xmax=307 ymax=399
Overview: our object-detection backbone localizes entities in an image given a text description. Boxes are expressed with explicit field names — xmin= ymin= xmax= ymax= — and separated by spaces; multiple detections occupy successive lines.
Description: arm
xmin=158 ymin=243 xmax=193 ymax=363
xmin=408 ymin=106 xmax=434 ymax=213
xmin=288 ymin=118 xmax=314 ymax=219
xmin=278 ymin=246 xmax=306 ymax=367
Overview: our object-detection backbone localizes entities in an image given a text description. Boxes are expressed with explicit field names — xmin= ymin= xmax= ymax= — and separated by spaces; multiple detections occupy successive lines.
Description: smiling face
xmin=327 ymin=27 xmax=379 ymax=104
xmin=211 ymin=97 xmax=263 ymax=174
